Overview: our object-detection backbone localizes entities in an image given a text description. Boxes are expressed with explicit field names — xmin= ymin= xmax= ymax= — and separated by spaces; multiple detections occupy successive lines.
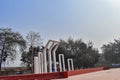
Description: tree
xmin=21 ymin=46 xmax=40 ymax=68
xmin=101 ymin=39 xmax=120 ymax=65
xmin=0 ymin=28 xmax=26 ymax=70
xmin=56 ymin=38 xmax=99 ymax=69
xmin=21 ymin=31 xmax=43 ymax=72
xmin=26 ymin=31 xmax=42 ymax=47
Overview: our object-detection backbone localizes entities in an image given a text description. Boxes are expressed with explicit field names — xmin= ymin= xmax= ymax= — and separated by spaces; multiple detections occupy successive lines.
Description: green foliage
xmin=56 ymin=38 xmax=99 ymax=69
xmin=101 ymin=39 xmax=120 ymax=64
xmin=0 ymin=28 xmax=26 ymax=70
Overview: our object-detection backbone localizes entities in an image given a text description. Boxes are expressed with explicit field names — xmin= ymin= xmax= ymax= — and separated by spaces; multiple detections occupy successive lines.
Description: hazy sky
xmin=0 ymin=0 xmax=120 ymax=66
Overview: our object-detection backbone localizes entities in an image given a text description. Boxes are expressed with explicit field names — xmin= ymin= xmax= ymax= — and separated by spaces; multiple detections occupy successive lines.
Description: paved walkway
xmin=54 ymin=68 xmax=120 ymax=80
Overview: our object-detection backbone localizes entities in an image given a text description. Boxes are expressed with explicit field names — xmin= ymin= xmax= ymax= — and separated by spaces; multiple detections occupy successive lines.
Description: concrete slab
xmin=54 ymin=68 xmax=120 ymax=80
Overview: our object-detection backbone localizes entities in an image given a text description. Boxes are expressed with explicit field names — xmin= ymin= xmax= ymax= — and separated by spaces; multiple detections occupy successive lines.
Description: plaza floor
xmin=54 ymin=68 xmax=120 ymax=80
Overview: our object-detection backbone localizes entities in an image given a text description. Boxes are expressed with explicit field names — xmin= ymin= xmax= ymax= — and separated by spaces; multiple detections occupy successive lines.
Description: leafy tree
xmin=0 ymin=28 xmax=26 ymax=70
xmin=101 ymin=39 xmax=120 ymax=65
xmin=21 ymin=31 xmax=42 ymax=72
xmin=56 ymin=38 xmax=99 ymax=69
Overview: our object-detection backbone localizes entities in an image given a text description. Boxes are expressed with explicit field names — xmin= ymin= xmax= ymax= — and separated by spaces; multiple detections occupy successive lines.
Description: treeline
xmin=0 ymin=28 xmax=120 ymax=72
xmin=56 ymin=38 xmax=99 ymax=69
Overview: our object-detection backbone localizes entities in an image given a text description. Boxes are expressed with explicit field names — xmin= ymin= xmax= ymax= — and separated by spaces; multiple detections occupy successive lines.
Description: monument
xmin=34 ymin=40 xmax=74 ymax=74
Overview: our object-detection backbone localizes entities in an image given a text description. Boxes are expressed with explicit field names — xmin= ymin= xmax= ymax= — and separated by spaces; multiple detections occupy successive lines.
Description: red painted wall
xmin=0 ymin=72 xmax=68 ymax=80
xmin=0 ymin=67 xmax=110 ymax=80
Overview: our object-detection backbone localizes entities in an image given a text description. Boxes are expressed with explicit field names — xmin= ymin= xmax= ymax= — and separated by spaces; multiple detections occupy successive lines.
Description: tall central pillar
xmin=52 ymin=44 xmax=59 ymax=72
xmin=48 ymin=42 xmax=54 ymax=72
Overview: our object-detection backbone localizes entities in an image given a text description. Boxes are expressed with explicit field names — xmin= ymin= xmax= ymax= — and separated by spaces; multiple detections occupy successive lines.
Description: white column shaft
xmin=48 ymin=50 xmax=52 ymax=72
xmin=62 ymin=55 xmax=65 ymax=71
xmin=67 ymin=59 xmax=71 ymax=71
xmin=53 ymin=52 xmax=57 ymax=72
xmin=34 ymin=57 xmax=39 ymax=74
xmin=52 ymin=44 xmax=59 ymax=72
xmin=59 ymin=55 xmax=62 ymax=72
xmin=48 ymin=42 xmax=55 ymax=73
xmin=43 ymin=50 xmax=47 ymax=73
xmin=59 ymin=54 xmax=65 ymax=72
xmin=38 ymin=52 xmax=44 ymax=73
xmin=67 ymin=59 xmax=74 ymax=71
xmin=71 ymin=59 xmax=74 ymax=71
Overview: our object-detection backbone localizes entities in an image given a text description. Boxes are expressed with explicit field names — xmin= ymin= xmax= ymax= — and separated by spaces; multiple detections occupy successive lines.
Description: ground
xmin=54 ymin=68 xmax=120 ymax=80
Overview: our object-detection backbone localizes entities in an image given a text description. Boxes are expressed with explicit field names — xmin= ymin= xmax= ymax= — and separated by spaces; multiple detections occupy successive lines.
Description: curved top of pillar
xmin=45 ymin=40 xmax=59 ymax=49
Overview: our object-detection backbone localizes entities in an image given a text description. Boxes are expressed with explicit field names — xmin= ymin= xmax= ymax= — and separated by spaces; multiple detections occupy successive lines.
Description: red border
xmin=67 ymin=67 xmax=110 ymax=76
xmin=0 ymin=67 xmax=110 ymax=80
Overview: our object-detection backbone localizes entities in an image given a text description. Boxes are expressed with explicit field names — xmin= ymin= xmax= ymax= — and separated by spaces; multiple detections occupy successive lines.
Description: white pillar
xmin=67 ymin=59 xmax=70 ymax=71
xmin=62 ymin=55 xmax=65 ymax=71
xmin=42 ymin=40 xmax=60 ymax=73
xmin=34 ymin=57 xmax=39 ymax=74
xmin=38 ymin=52 xmax=43 ymax=73
xmin=59 ymin=54 xmax=65 ymax=72
xmin=59 ymin=55 xmax=62 ymax=72
xmin=67 ymin=59 xmax=74 ymax=71
xmin=52 ymin=44 xmax=59 ymax=72
xmin=43 ymin=49 xmax=47 ymax=73
xmin=41 ymin=53 xmax=44 ymax=73
xmin=48 ymin=42 xmax=54 ymax=72
xmin=71 ymin=59 xmax=74 ymax=71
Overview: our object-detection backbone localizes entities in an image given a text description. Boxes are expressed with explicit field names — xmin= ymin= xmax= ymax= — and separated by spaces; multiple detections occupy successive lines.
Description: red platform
xmin=0 ymin=67 xmax=110 ymax=80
